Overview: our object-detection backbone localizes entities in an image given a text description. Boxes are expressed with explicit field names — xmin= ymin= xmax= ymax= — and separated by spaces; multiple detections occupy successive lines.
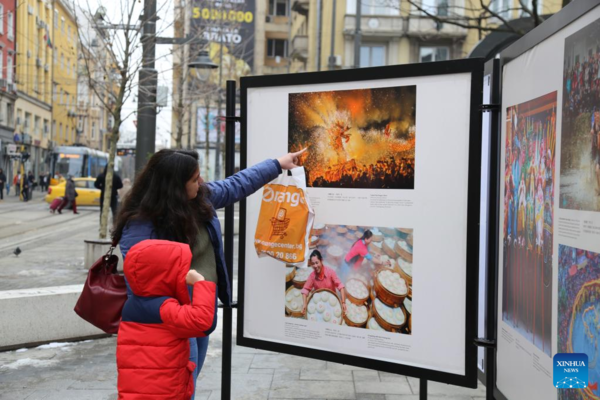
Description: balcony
xmin=344 ymin=15 xmax=404 ymax=38
xmin=406 ymin=16 xmax=467 ymax=38
xmin=292 ymin=0 xmax=309 ymax=16
xmin=290 ymin=35 xmax=308 ymax=61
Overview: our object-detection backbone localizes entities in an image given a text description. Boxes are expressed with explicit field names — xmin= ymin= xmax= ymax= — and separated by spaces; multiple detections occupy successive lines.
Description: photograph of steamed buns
xmin=284 ymin=224 xmax=413 ymax=335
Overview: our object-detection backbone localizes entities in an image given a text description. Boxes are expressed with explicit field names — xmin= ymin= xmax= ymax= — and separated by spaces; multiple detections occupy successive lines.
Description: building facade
xmin=289 ymin=0 xmax=563 ymax=73
xmin=52 ymin=0 xmax=78 ymax=149
xmin=0 ymin=0 xmax=17 ymax=178
xmin=15 ymin=0 xmax=54 ymax=177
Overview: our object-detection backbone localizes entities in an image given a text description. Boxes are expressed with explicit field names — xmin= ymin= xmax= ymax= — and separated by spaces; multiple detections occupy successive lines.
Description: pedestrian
xmin=0 ymin=168 xmax=6 ymax=201
xmin=13 ymin=173 xmax=19 ymax=197
xmin=95 ymin=165 xmax=123 ymax=224
xmin=21 ymin=175 xmax=29 ymax=202
xmin=27 ymin=171 xmax=35 ymax=200
xmin=113 ymin=148 xmax=305 ymax=399
xmin=56 ymin=176 xmax=79 ymax=214
xmin=117 ymin=240 xmax=217 ymax=400
xmin=42 ymin=173 xmax=49 ymax=192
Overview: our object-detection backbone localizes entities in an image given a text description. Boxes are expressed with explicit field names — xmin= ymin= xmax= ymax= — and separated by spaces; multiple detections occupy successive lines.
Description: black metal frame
xmin=490 ymin=1 xmax=600 ymax=399
xmin=236 ymin=58 xmax=485 ymax=389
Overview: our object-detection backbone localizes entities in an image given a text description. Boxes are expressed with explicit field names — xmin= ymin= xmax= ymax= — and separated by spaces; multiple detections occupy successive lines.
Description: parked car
xmin=45 ymin=177 xmax=100 ymax=206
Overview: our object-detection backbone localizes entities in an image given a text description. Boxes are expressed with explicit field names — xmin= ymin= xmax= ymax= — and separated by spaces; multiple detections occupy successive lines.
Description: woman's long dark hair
xmin=112 ymin=149 xmax=215 ymax=245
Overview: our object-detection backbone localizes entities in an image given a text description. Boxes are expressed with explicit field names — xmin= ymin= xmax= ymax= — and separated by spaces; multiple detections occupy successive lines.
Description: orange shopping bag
xmin=254 ymin=167 xmax=315 ymax=265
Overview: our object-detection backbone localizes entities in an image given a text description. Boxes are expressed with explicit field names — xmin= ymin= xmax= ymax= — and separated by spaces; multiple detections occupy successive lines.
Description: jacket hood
xmin=124 ymin=239 xmax=192 ymax=305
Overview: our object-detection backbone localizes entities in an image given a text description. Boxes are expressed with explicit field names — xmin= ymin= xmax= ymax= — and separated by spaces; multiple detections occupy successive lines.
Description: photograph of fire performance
xmin=288 ymin=85 xmax=417 ymax=189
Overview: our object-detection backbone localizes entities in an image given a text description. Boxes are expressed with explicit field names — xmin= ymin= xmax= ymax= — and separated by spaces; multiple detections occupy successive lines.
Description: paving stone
xmin=405 ymin=377 xmax=487 ymax=397
xmin=355 ymin=380 xmax=412 ymax=395
xmin=273 ymin=369 xmax=301 ymax=381
xmin=300 ymin=368 xmax=353 ymax=381
xmin=198 ymin=372 xmax=272 ymax=395
xmin=248 ymin=368 xmax=276 ymax=375
xmin=378 ymin=372 xmax=408 ymax=383
xmin=24 ymin=390 xmax=116 ymax=400
xmin=326 ymin=361 xmax=370 ymax=371
xmin=193 ymin=391 xmax=212 ymax=400
xmin=251 ymin=354 xmax=327 ymax=370
xmin=353 ymin=370 xmax=380 ymax=382
xmin=356 ymin=395 xmax=386 ymax=400
xmin=0 ymin=390 xmax=35 ymax=400
xmin=269 ymin=380 xmax=356 ymax=399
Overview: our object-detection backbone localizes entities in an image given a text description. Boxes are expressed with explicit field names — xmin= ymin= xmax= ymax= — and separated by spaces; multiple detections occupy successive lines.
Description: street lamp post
xmin=134 ymin=0 xmax=218 ymax=174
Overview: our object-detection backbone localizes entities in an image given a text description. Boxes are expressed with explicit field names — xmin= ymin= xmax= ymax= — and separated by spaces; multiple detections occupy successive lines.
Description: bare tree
xmin=75 ymin=0 xmax=172 ymax=239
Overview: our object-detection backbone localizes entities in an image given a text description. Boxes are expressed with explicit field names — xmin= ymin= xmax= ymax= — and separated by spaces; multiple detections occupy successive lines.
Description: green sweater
xmin=190 ymin=225 xmax=218 ymax=283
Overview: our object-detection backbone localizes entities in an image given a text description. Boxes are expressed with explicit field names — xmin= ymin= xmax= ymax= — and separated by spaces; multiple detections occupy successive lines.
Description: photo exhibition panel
xmin=242 ymin=71 xmax=476 ymax=377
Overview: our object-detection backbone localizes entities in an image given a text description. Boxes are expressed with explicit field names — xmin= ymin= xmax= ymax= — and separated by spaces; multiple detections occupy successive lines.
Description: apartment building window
xmin=44 ymin=119 xmax=49 ymax=137
xmin=59 ymin=123 xmax=63 ymax=140
xmin=360 ymin=44 xmax=386 ymax=67
xmin=25 ymin=113 xmax=32 ymax=134
xmin=520 ymin=0 xmax=543 ymax=16
xmin=67 ymin=60 xmax=70 ymax=75
xmin=34 ymin=116 xmax=41 ymax=136
xmin=7 ymin=56 xmax=12 ymax=83
xmin=0 ymin=51 xmax=3 ymax=80
xmin=419 ymin=46 xmax=449 ymax=62
xmin=54 ymin=10 xmax=58 ymax=27
xmin=7 ymin=103 xmax=13 ymax=127
xmin=7 ymin=11 xmax=13 ymax=41
xmin=0 ymin=4 xmax=4 ymax=35
xmin=269 ymin=0 xmax=288 ymax=16
xmin=72 ymin=127 xmax=75 ymax=143
xmin=421 ymin=0 xmax=450 ymax=16
xmin=52 ymin=120 xmax=56 ymax=138
xmin=61 ymin=54 xmax=64 ymax=70
xmin=267 ymin=39 xmax=288 ymax=58
xmin=67 ymin=26 xmax=71 ymax=42
xmin=54 ymin=50 xmax=57 ymax=65
xmin=346 ymin=0 xmax=400 ymax=16
xmin=92 ymin=121 xmax=96 ymax=139
xmin=53 ymin=84 xmax=57 ymax=101
xmin=61 ymin=18 xmax=65 ymax=34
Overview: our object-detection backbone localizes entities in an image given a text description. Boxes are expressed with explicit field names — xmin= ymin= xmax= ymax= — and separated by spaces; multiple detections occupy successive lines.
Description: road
xmin=0 ymin=194 xmax=240 ymax=296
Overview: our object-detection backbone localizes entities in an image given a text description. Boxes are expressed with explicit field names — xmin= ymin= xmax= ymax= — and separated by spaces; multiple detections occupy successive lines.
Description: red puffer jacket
xmin=117 ymin=240 xmax=217 ymax=400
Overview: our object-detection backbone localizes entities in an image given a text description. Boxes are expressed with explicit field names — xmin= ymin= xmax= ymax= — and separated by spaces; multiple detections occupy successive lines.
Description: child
xmin=117 ymin=239 xmax=217 ymax=400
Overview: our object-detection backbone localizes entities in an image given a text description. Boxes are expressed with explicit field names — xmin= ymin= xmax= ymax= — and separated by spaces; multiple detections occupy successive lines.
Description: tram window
xmin=55 ymin=154 xmax=84 ymax=178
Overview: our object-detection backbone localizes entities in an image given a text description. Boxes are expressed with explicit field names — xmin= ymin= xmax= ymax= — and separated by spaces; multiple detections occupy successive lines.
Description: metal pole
xmin=316 ymin=0 xmax=322 ymax=71
xmin=221 ymin=80 xmax=236 ymax=400
xmin=353 ymin=0 xmax=362 ymax=69
xmin=134 ymin=0 xmax=158 ymax=174
xmin=215 ymin=4 xmax=225 ymax=181
xmin=420 ymin=379 xmax=427 ymax=400
xmin=327 ymin=0 xmax=337 ymax=71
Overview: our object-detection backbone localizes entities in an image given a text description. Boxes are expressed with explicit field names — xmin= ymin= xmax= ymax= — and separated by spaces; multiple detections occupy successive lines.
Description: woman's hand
xmin=277 ymin=148 xmax=307 ymax=170
xmin=342 ymin=302 xmax=348 ymax=315
xmin=186 ymin=270 xmax=205 ymax=285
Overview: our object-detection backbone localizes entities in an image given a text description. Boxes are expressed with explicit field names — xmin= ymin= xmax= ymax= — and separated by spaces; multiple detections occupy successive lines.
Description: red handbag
xmin=74 ymin=242 xmax=127 ymax=334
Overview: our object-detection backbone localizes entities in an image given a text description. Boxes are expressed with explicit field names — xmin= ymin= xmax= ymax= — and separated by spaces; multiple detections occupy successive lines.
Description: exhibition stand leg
xmin=473 ymin=59 xmax=500 ymax=400
xmin=221 ymin=80 xmax=240 ymax=400
xmin=420 ymin=379 xmax=427 ymax=400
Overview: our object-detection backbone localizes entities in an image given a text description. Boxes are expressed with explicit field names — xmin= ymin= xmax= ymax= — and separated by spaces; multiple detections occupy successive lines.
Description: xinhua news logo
xmin=554 ymin=353 xmax=588 ymax=389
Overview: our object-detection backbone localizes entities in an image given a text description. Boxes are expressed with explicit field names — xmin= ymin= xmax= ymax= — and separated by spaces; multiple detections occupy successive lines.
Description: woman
xmin=301 ymin=250 xmax=347 ymax=316
xmin=56 ymin=176 xmax=78 ymax=214
xmin=340 ymin=230 xmax=388 ymax=282
xmin=113 ymin=148 xmax=303 ymax=398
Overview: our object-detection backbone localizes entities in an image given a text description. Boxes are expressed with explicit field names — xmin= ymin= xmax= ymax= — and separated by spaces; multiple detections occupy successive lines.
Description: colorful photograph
xmin=288 ymin=86 xmax=416 ymax=189
xmin=560 ymin=17 xmax=600 ymax=212
xmin=285 ymin=224 xmax=413 ymax=334
xmin=558 ymin=244 xmax=600 ymax=400
xmin=502 ymin=92 xmax=557 ymax=357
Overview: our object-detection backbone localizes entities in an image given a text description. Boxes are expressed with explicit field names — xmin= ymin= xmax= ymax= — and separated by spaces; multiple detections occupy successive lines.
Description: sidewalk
xmin=0 ymin=310 xmax=487 ymax=400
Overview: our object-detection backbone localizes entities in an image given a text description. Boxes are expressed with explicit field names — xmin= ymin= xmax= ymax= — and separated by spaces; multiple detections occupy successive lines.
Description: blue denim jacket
xmin=119 ymin=159 xmax=282 ymax=306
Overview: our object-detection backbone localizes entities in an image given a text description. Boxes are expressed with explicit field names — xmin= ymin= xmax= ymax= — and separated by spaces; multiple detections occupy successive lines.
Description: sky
xmin=75 ymin=0 xmax=174 ymax=148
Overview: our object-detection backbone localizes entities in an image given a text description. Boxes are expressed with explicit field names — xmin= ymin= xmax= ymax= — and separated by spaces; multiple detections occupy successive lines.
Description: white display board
xmin=238 ymin=61 xmax=483 ymax=386
xmin=497 ymin=4 xmax=600 ymax=399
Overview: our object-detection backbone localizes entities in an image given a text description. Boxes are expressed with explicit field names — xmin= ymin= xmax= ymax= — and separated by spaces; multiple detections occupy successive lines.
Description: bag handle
xmin=105 ymin=238 xmax=119 ymax=260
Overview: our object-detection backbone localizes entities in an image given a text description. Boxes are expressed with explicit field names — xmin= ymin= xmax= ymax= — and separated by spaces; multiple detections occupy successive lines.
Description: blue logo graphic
xmin=554 ymin=353 xmax=588 ymax=389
